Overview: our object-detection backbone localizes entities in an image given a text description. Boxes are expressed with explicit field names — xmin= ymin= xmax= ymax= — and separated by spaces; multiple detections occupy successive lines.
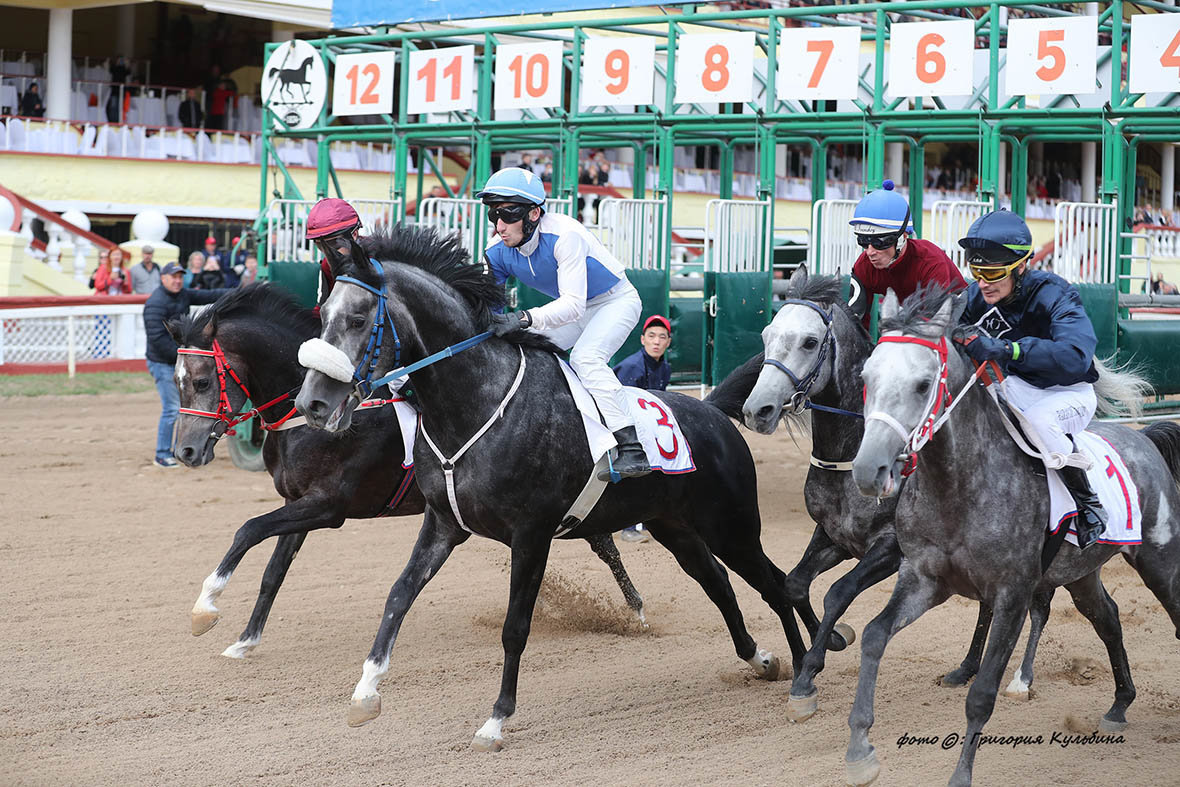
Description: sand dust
xmin=2 ymin=391 xmax=1178 ymax=786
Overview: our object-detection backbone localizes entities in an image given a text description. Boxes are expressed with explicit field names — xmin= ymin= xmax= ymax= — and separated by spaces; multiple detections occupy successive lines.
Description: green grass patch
xmin=0 ymin=372 xmax=156 ymax=397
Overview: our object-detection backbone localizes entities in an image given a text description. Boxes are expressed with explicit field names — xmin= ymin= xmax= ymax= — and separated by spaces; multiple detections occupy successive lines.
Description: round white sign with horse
xmin=262 ymin=40 xmax=327 ymax=130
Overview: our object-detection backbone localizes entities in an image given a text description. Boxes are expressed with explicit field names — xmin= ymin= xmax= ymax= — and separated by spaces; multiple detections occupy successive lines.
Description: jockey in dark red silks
xmin=305 ymin=197 xmax=363 ymax=312
xmin=847 ymin=180 xmax=967 ymax=328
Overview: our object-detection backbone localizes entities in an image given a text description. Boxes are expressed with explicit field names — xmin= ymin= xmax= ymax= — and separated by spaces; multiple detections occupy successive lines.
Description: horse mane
xmin=349 ymin=225 xmax=561 ymax=354
xmin=878 ymin=283 xmax=961 ymax=337
xmin=169 ymin=282 xmax=319 ymax=346
xmin=785 ymin=271 xmax=870 ymax=342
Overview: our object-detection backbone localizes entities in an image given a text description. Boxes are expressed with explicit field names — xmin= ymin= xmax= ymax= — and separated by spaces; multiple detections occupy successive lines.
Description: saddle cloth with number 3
xmin=556 ymin=358 xmax=696 ymax=474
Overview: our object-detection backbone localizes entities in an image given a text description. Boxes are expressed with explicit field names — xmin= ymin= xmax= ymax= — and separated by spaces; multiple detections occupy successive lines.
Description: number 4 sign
xmin=332 ymin=52 xmax=396 ymax=117
xmin=1129 ymin=13 xmax=1180 ymax=94
xmin=1006 ymin=16 xmax=1097 ymax=96
xmin=408 ymin=45 xmax=475 ymax=114
xmin=777 ymin=26 xmax=861 ymax=101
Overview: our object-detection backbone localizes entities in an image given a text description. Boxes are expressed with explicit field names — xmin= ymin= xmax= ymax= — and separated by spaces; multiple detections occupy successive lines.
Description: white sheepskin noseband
xmin=298 ymin=338 xmax=356 ymax=383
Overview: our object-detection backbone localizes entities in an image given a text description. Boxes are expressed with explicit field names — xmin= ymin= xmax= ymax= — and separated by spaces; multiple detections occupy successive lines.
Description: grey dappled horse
xmin=847 ymin=287 xmax=1180 ymax=787
xmin=168 ymin=283 xmax=644 ymax=658
xmin=294 ymin=226 xmax=804 ymax=751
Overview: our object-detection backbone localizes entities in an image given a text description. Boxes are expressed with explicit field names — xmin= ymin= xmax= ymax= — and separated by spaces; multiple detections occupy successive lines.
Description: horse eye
xmin=915 ymin=380 xmax=931 ymax=395
xmin=349 ymin=316 xmax=367 ymax=329
xmin=194 ymin=378 xmax=211 ymax=393
xmin=802 ymin=337 xmax=819 ymax=351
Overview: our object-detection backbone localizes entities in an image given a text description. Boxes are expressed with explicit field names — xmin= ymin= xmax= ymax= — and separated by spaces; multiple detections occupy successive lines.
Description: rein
xmin=177 ymin=341 xmax=301 ymax=438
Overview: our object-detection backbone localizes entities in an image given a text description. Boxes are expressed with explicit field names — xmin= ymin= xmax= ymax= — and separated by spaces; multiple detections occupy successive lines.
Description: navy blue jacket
xmin=613 ymin=349 xmax=670 ymax=391
xmin=959 ymin=269 xmax=1098 ymax=388
xmin=143 ymin=286 xmax=231 ymax=364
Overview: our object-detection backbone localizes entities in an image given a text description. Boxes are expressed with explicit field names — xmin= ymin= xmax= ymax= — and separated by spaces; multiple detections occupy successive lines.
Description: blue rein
xmin=334 ymin=259 xmax=492 ymax=395
xmin=763 ymin=299 xmax=863 ymax=420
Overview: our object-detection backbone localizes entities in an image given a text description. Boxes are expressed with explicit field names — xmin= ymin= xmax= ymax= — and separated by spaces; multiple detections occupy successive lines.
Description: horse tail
xmin=703 ymin=352 xmax=764 ymax=420
xmin=1093 ymin=355 xmax=1152 ymax=418
xmin=1144 ymin=422 xmax=1180 ymax=487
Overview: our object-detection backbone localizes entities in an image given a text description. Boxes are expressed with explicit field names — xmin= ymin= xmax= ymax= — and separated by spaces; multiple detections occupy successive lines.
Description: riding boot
xmin=1060 ymin=465 xmax=1107 ymax=550
xmin=597 ymin=426 xmax=652 ymax=481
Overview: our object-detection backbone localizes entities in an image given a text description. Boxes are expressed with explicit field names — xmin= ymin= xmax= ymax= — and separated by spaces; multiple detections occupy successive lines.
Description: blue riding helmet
xmin=849 ymin=180 xmax=914 ymax=235
xmin=959 ymin=209 xmax=1033 ymax=266
xmin=475 ymin=167 xmax=547 ymax=207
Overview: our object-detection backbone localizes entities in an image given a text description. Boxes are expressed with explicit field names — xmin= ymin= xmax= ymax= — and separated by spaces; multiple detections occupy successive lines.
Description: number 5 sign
xmin=1006 ymin=16 xmax=1097 ymax=96
xmin=887 ymin=20 xmax=975 ymax=98
xmin=495 ymin=41 xmax=564 ymax=110
xmin=777 ymin=26 xmax=861 ymax=101
xmin=675 ymin=32 xmax=755 ymax=104
xmin=408 ymin=45 xmax=475 ymax=114
xmin=332 ymin=52 xmax=396 ymax=116
xmin=1129 ymin=13 xmax=1180 ymax=94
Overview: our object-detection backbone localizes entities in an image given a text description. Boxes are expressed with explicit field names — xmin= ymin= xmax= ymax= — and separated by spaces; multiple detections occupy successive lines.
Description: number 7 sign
xmin=777 ymin=26 xmax=861 ymax=100
xmin=1005 ymin=16 xmax=1097 ymax=96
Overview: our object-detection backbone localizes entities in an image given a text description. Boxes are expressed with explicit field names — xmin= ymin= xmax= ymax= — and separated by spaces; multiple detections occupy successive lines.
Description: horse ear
xmin=881 ymin=288 xmax=900 ymax=320
xmin=164 ymin=318 xmax=183 ymax=344
xmin=933 ymin=295 xmax=955 ymax=329
xmin=950 ymin=290 xmax=969 ymax=327
xmin=789 ymin=264 xmax=808 ymax=287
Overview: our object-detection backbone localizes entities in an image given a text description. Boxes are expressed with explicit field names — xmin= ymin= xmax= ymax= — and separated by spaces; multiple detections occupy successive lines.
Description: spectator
xmin=130 ymin=245 xmax=161 ymax=294
xmin=200 ymin=235 xmax=221 ymax=264
xmin=88 ymin=249 xmax=110 ymax=291
xmin=20 ymin=82 xmax=45 ymax=118
xmin=178 ymin=88 xmax=203 ymax=129
xmin=595 ymin=160 xmax=610 ymax=186
xmin=142 ymin=261 xmax=231 ymax=468
xmin=94 ymin=247 xmax=133 ymax=295
xmin=183 ymin=251 xmax=205 ymax=287
xmin=1151 ymin=272 xmax=1179 ymax=295
xmin=203 ymin=64 xmax=222 ymax=124
xmin=195 ymin=255 xmax=226 ymax=290
xmin=238 ymin=254 xmax=259 ymax=286
xmin=541 ymin=162 xmax=553 ymax=184
xmin=209 ymin=78 xmax=234 ymax=131
xmin=200 ymin=235 xmax=238 ymax=286
xmin=612 ymin=314 xmax=673 ymax=543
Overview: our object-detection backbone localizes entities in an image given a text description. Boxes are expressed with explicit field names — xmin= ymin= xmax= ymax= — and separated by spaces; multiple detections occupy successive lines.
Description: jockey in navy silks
xmin=955 ymin=209 xmax=1107 ymax=549
xmin=477 ymin=167 xmax=651 ymax=481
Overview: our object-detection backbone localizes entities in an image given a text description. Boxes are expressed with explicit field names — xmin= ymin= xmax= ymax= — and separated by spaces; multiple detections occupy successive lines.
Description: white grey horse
xmin=846 ymin=287 xmax=1180 ymax=786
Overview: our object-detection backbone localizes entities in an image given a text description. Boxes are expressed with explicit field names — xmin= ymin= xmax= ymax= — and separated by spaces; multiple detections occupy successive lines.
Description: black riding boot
xmin=597 ymin=426 xmax=652 ymax=481
xmin=1060 ymin=465 xmax=1107 ymax=550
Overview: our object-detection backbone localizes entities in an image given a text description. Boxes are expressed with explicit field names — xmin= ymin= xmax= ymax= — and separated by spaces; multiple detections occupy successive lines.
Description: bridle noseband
xmin=177 ymin=339 xmax=299 ymax=439
xmin=761 ymin=299 xmax=862 ymax=419
xmin=333 ymin=258 xmax=403 ymax=403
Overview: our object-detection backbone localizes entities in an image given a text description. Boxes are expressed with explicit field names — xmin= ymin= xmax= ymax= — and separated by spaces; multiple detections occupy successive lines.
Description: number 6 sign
xmin=675 ymin=32 xmax=755 ymax=104
xmin=887 ymin=20 xmax=975 ymax=98
xmin=1005 ymin=16 xmax=1097 ymax=96
xmin=494 ymin=41 xmax=564 ymax=110
xmin=777 ymin=26 xmax=861 ymax=101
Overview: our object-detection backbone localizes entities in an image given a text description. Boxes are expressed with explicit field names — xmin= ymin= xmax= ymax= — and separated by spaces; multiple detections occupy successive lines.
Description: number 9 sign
xmin=1005 ymin=16 xmax=1097 ymax=96
xmin=887 ymin=20 xmax=975 ymax=98
xmin=675 ymin=32 xmax=755 ymax=104
xmin=581 ymin=38 xmax=655 ymax=107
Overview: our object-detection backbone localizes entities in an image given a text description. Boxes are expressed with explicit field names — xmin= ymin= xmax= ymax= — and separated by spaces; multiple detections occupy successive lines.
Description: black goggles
xmin=855 ymin=232 xmax=901 ymax=250
xmin=487 ymin=204 xmax=531 ymax=225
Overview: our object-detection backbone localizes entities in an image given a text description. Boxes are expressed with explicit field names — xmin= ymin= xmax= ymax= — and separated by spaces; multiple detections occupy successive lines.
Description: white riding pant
xmin=541 ymin=281 xmax=641 ymax=431
xmin=1002 ymin=374 xmax=1096 ymax=457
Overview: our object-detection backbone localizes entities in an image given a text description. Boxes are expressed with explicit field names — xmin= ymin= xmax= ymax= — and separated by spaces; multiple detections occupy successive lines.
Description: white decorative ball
xmin=60 ymin=209 xmax=91 ymax=233
xmin=0 ymin=196 xmax=17 ymax=233
xmin=131 ymin=210 xmax=169 ymax=242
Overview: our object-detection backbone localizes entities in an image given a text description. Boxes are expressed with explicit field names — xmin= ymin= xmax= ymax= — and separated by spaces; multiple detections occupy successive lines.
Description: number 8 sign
xmin=1005 ymin=16 xmax=1097 ymax=96
xmin=675 ymin=32 xmax=755 ymax=104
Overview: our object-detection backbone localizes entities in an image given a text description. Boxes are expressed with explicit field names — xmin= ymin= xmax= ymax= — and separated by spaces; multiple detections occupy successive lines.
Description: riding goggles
xmin=855 ymin=232 xmax=901 ymax=250
xmin=487 ymin=204 xmax=531 ymax=225
xmin=968 ymin=252 xmax=1032 ymax=282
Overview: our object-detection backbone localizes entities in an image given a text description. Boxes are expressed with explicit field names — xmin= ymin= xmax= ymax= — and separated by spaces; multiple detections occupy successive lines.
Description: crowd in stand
xmin=88 ymin=236 xmax=257 ymax=297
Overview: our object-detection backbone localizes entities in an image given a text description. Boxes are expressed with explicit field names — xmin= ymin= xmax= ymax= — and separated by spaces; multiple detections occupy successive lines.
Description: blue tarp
xmin=332 ymin=0 xmax=685 ymax=29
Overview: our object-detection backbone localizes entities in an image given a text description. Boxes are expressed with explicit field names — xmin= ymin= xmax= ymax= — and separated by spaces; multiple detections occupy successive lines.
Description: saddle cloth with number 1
xmin=1047 ymin=431 xmax=1143 ymax=548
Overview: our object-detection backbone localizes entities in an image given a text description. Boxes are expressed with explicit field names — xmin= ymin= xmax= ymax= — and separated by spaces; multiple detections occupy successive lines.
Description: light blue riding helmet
xmin=849 ymin=180 xmax=914 ymax=235
xmin=475 ymin=167 xmax=547 ymax=206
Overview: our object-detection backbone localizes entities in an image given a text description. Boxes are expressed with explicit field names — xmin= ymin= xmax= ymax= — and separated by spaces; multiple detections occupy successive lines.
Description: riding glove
xmin=957 ymin=332 xmax=1016 ymax=363
xmin=489 ymin=310 xmax=532 ymax=336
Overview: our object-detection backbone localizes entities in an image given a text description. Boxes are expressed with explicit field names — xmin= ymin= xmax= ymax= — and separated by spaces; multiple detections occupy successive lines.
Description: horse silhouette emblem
xmin=268 ymin=56 xmax=315 ymax=103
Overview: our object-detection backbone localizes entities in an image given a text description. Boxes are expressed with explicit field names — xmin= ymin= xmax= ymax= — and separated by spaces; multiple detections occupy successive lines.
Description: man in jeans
xmin=142 ymin=261 xmax=231 ymax=467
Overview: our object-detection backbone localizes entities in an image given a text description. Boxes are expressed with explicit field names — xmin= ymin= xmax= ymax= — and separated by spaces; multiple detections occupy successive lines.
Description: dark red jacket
xmin=851 ymin=237 xmax=966 ymax=327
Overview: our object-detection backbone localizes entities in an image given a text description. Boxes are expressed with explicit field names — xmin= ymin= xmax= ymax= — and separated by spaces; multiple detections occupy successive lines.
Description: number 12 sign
xmin=333 ymin=52 xmax=396 ymax=116
xmin=778 ymin=26 xmax=861 ymax=101
xmin=408 ymin=45 xmax=475 ymax=114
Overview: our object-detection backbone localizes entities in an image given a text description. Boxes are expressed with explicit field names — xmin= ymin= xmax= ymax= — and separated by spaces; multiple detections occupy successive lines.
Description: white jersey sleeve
xmin=525 ymin=230 xmax=589 ymax=332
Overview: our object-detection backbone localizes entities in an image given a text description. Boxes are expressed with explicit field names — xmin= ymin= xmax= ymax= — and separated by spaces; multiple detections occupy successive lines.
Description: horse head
xmin=852 ymin=286 xmax=968 ymax=498
xmin=743 ymin=265 xmax=857 ymax=434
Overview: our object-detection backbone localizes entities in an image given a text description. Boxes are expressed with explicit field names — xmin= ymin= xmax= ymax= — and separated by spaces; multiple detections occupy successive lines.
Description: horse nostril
xmin=757 ymin=405 xmax=775 ymax=422
xmin=179 ymin=447 xmax=195 ymax=464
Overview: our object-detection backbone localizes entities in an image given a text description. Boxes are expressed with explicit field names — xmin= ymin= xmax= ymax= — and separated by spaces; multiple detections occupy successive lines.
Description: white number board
xmin=408 ymin=46 xmax=475 ymax=114
xmin=332 ymin=52 xmax=395 ymax=117
xmin=1005 ymin=16 xmax=1097 ymax=96
xmin=777 ymin=26 xmax=861 ymax=101
xmin=494 ymin=41 xmax=564 ymax=110
xmin=1129 ymin=13 xmax=1180 ymax=95
xmin=262 ymin=40 xmax=328 ymax=130
xmin=675 ymin=32 xmax=756 ymax=104
xmin=581 ymin=38 xmax=655 ymax=107
xmin=887 ymin=20 xmax=975 ymax=98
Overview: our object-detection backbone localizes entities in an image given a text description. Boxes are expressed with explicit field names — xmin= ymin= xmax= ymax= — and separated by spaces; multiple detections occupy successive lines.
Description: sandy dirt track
xmin=3 ymin=390 xmax=1180 ymax=786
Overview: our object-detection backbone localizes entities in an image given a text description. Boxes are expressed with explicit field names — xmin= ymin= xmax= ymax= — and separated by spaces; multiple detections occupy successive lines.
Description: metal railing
xmin=1052 ymin=200 xmax=1119 ymax=284
xmin=704 ymin=198 xmax=771 ymax=274
xmin=929 ymin=199 xmax=992 ymax=272
xmin=416 ymin=197 xmax=488 ymax=264
xmin=264 ymin=198 xmax=403 ymax=265
xmin=595 ymin=197 xmax=668 ymax=271
xmin=0 ymin=303 xmax=145 ymax=373
xmin=809 ymin=198 xmax=858 ymax=276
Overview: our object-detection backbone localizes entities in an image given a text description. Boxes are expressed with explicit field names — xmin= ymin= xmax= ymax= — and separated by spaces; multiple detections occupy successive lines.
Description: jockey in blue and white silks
xmin=954 ymin=208 xmax=1106 ymax=549
xmin=477 ymin=167 xmax=651 ymax=481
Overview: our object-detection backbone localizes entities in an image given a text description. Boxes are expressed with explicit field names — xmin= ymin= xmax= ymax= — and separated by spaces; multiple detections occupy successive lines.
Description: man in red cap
xmin=305 ymin=197 xmax=362 ymax=307
xmin=199 ymin=234 xmax=239 ymax=287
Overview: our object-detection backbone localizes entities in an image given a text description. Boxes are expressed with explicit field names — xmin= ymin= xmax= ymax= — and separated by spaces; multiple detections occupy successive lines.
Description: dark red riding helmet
xmin=306 ymin=198 xmax=361 ymax=240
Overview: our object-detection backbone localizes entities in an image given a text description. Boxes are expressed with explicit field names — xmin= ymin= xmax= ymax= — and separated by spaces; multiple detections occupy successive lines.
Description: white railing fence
xmin=596 ymin=197 xmax=668 ymax=271
xmin=1052 ymin=200 xmax=1119 ymax=284
xmin=704 ymin=198 xmax=772 ymax=274
xmin=264 ymin=198 xmax=403 ymax=265
xmin=0 ymin=303 xmax=144 ymax=373
xmin=929 ymin=199 xmax=992 ymax=272
xmin=808 ymin=198 xmax=859 ymax=276
xmin=416 ymin=197 xmax=488 ymax=264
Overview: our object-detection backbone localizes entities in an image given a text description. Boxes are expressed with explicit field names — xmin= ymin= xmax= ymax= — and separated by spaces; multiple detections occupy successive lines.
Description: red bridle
xmin=177 ymin=340 xmax=299 ymax=436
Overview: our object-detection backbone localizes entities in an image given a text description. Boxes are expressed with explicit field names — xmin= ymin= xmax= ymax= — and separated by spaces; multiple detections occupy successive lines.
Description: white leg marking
xmin=352 ymin=657 xmax=389 ymax=701
xmin=475 ymin=717 xmax=504 ymax=743
xmin=221 ymin=636 xmax=260 ymax=659
xmin=746 ymin=647 xmax=774 ymax=675
xmin=193 ymin=571 xmax=230 ymax=615
xmin=1005 ymin=669 xmax=1030 ymax=695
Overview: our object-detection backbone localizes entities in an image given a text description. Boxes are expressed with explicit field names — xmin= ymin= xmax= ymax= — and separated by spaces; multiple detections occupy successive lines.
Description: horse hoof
xmin=831 ymin=623 xmax=857 ymax=651
xmin=220 ymin=640 xmax=258 ymax=659
xmin=751 ymin=652 xmax=785 ymax=681
xmin=471 ymin=734 xmax=505 ymax=752
xmin=1099 ymin=717 xmax=1128 ymax=734
xmin=347 ymin=695 xmax=382 ymax=727
xmin=939 ymin=668 xmax=973 ymax=687
xmin=191 ymin=610 xmax=220 ymax=637
xmin=846 ymin=751 xmax=881 ymax=786
xmin=787 ymin=690 xmax=818 ymax=723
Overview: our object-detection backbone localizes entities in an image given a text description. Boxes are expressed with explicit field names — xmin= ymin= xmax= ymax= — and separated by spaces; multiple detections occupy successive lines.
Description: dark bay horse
xmin=168 ymin=283 xmax=644 ymax=658
xmin=294 ymin=226 xmax=804 ymax=751
xmin=847 ymin=287 xmax=1180 ymax=786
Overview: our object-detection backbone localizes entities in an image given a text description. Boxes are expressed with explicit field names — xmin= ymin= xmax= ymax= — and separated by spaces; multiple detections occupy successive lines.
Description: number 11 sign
xmin=407 ymin=45 xmax=475 ymax=114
